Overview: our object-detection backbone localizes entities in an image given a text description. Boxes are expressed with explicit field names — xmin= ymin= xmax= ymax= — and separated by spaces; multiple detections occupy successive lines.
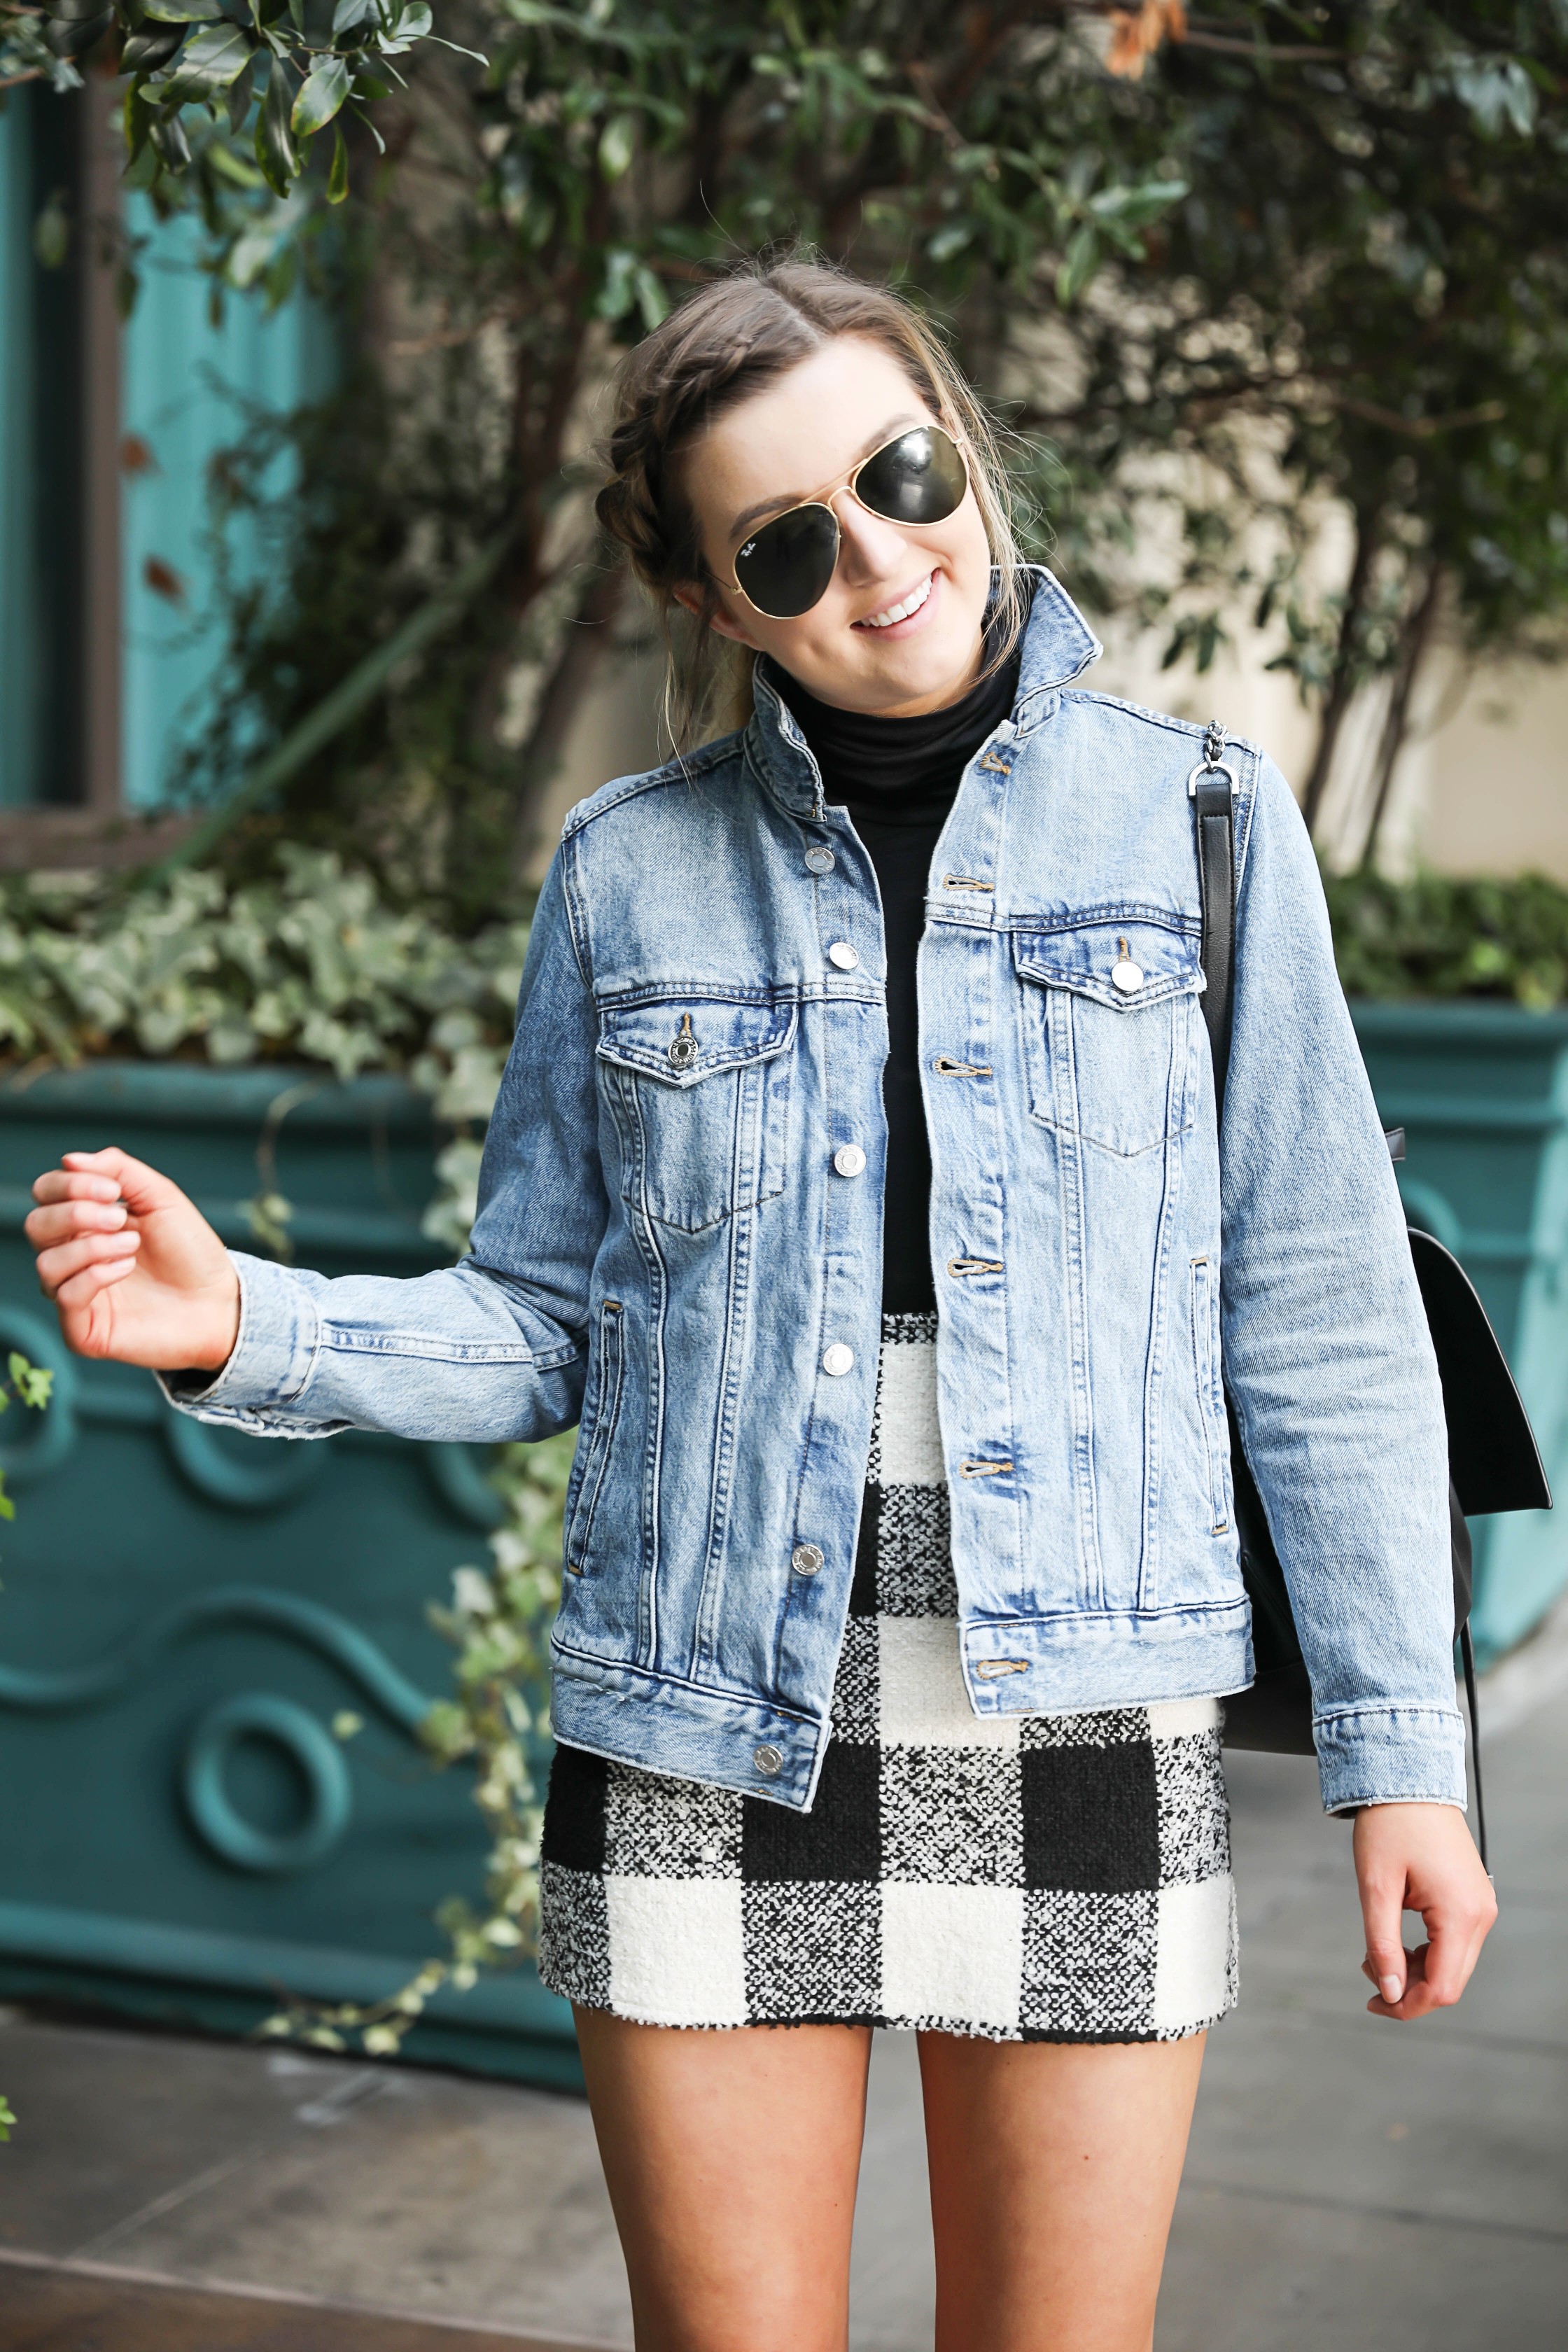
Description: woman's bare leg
xmin=573 ymin=2007 xmax=873 ymax=2352
xmin=919 ymin=2031 xmax=1205 ymax=2352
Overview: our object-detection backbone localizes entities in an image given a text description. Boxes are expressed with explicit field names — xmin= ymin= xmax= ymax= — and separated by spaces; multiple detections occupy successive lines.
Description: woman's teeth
xmin=859 ymin=575 xmax=933 ymax=629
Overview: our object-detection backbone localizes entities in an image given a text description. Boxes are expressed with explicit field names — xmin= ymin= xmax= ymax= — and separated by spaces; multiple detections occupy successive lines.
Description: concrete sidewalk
xmin=2 ymin=1666 xmax=1564 ymax=2349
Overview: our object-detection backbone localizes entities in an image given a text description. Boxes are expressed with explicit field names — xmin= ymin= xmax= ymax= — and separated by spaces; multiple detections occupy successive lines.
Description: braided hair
xmin=594 ymin=256 xmax=1026 ymax=748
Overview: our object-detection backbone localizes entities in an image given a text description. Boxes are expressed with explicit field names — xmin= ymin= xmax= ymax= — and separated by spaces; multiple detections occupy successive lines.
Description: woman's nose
xmin=830 ymin=490 xmax=912 ymax=584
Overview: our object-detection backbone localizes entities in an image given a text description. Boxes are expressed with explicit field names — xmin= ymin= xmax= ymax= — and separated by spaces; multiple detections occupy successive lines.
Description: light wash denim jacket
xmin=166 ymin=570 xmax=1466 ymax=1816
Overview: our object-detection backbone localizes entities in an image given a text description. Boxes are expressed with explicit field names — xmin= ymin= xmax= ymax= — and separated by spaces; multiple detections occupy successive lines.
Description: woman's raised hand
xmin=25 ymin=1147 xmax=241 ymax=1373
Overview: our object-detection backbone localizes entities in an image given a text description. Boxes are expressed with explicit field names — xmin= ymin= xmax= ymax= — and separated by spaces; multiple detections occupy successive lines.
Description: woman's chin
xmin=855 ymin=622 xmax=987 ymax=714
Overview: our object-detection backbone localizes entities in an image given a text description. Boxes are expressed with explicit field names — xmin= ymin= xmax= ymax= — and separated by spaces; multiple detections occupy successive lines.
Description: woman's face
xmin=678 ymin=336 xmax=994 ymax=718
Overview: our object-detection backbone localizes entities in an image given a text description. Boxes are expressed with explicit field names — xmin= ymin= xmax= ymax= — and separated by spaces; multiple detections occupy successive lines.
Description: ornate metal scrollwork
xmin=182 ymin=1691 xmax=351 ymax=1875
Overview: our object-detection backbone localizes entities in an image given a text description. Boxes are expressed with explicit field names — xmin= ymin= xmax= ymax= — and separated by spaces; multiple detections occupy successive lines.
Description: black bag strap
xmin=1189 ymin=721 xmax=1239 ymax=1121
xmin=1189 ymin=721 xmax=1489 ymax=1871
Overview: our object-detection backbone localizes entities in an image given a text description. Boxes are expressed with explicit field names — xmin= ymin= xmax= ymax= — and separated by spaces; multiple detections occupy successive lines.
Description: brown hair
xmin=594 ymin=255 xmax=1026 ymax=748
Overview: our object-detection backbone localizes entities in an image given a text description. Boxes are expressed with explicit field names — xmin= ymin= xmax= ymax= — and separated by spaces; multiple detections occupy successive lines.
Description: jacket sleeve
xmin=1220 ymin=750 xmax=1467 ymax=1814
xmin=158 ymin=845 xmax=606 ymax=1444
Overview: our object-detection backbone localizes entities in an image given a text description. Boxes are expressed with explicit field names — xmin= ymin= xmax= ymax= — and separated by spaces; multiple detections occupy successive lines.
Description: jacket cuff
xmin=155 ymin=1252 xmax=320 ymax=1420
xmin=1313 ymin=1702 xmax=1469 ymax=1814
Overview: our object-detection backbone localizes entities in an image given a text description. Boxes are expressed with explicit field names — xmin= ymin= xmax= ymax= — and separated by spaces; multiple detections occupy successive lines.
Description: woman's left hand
xmin=1354 ymin=1801 xmax=1497 ymax=2022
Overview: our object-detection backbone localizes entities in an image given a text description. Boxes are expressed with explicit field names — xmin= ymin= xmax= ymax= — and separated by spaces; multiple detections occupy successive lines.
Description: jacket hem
xmin=549 ymin=1644 xmax=829 ymax=1811
xmin=958 ymin=1598 xmax=1255 ymax=1717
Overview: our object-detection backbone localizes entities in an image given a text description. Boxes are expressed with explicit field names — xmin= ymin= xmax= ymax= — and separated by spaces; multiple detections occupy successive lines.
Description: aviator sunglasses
xmin=729 ymin=422 xmax=970 ymax=620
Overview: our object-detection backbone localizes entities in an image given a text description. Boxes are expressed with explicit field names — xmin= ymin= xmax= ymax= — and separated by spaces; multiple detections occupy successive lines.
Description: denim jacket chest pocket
xmin=1012 ymin=917 xmax=1203 ymax=1157
xmin=596 ymin=990 xmax=797 ymax=1231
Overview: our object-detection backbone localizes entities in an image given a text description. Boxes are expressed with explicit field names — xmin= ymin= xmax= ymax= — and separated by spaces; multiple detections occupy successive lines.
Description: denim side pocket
xmin=564 ymin=1299 xmax=626 ymax=1575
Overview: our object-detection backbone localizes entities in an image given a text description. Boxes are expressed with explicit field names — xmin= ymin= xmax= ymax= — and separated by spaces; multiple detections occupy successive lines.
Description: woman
xmin=26 ymin=261 xmax=1494 ymax=2352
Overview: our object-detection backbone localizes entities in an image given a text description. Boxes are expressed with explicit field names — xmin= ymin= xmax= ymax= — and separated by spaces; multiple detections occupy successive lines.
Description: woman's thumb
xmin=1361 ymin=1870 xmax=1410 ymax=2005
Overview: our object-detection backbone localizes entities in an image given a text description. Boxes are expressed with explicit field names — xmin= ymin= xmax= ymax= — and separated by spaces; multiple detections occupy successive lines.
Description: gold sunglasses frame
xmin=727 ymin=422 xmax=970 ymax=618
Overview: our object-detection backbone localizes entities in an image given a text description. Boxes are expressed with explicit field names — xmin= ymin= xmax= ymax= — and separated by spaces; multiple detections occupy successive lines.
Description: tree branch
xmin=509 ymin=560 xmax=629 ymax=880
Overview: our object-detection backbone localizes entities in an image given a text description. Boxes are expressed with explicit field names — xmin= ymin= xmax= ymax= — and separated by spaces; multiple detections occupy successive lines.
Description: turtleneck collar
xmin=764 ymin=593 xmax=1027 ymax=823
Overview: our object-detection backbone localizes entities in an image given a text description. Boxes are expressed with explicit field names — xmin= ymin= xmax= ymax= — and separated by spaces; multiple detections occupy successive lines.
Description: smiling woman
xmin=23 ymin=256 xmax=1497 ymax=2352
xmin=593 ymin=261 xmax=1028 ymax=743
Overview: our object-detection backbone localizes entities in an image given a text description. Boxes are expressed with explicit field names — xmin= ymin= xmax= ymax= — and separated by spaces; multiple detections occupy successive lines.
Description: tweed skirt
xmin=538 ymin=1312 xmax=1238 ymax=2040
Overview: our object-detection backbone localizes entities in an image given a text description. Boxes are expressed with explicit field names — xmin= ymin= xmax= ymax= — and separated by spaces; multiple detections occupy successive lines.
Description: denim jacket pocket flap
xmin=1012 ymin=919 xmax=1203 ymax=1012
xmin=596 ymin=994 xmax=798 ymax=1088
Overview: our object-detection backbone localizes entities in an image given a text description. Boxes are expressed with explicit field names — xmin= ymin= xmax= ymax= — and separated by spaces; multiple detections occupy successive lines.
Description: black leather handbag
xmin=1189 ymin=727 xmax=1552 ymax=1861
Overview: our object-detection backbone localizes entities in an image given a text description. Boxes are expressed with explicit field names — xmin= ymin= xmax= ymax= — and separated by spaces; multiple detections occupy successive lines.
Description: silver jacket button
xmin=1111 ymin=958 xmax=1144 ymax=994
xmin=804 ymin=846 xmax=835 ymax=874
xmin=822 ymin=1343 xmax=854 ymax=1377
xmin=752 ymin=1743 xmax=783 ymax=1777
xmin=791 ymin=1542 xmax=825 ymax=1576
xmin=827 ymin=941 xmax=860 ymax=970
xmin=833 ymin=1143 xmax=867 ymax=1177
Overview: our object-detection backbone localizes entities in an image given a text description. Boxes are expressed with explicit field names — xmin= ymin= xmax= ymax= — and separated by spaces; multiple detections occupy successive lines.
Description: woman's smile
xmin=853 ymin=571 xmax=937 ymax=633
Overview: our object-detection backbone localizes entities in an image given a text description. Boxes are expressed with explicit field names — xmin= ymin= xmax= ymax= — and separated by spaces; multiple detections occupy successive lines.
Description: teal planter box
xmin=1351 ymin=1004 xmax=1568 ymax=1664
xmin=0 ymin=1063 xmax=580 ymax=2087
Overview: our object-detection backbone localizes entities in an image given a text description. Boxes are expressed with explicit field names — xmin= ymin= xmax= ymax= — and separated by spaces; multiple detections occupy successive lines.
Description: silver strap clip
xmin=1187 ymin=718 xmax=1238 ymax=799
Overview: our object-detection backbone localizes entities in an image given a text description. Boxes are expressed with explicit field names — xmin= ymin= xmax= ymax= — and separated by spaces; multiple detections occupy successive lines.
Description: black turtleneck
xmin=775 ymin=637 xmax=1021 ymax=1313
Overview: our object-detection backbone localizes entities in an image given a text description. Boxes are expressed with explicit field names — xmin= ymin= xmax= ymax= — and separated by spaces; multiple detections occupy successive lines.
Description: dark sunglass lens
xmin=734 ymin=505 xmax=841 ymax=618
xmin=857 ymin=426 xmax=967 ymax=526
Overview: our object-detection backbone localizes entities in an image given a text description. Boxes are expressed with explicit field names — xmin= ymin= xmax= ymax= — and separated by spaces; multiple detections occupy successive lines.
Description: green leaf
xmin=292 ymin=55 xmax=351 ymax=140
xmin=150 ymin=111 xmax=194 ymax=173
xmin=328 ymin=121 xmax=349 ymax=203
xmin=597 ymin=111 xmax=636 ymax=182
xmin=9 ymin=1354 xmax=53 ymax=1410
xmin=120 ymin=23 xmax=186 ymax=74
xmin=226 ymin=52 xmax=256 ymax=136
xmin=1055 ymin=223 xmax=1099 ymax=309
xmin=153 ymin=20 xmax=252 ymax=106
xmin=633 ymin=262 xmax=667 ymax=330
xmin=332 ymin=0 xmax=378 ymax=29
xmin=139 ymin=0 xmax=223 ymax=20
xmin=0 ymin=2094 xmax=15 ymax=2141
xmin=123 ymin=79 xmax=153 ymax=165
xmin=0 ymin=1476 xmax=14 ymax=1525
xmin=1086 ymin=177 xmax=1187 ymax=229
xmin=927 ymin=220 xmax=972 ymax=264
xmin=32 ymin=189 xmax=71 ymax=271
xmin=257 ymin=57 xmax=299 ymax=197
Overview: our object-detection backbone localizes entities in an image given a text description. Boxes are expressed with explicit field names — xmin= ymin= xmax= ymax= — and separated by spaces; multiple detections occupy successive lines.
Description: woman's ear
xmin=673 ymin=581 xmax=764 ymax=652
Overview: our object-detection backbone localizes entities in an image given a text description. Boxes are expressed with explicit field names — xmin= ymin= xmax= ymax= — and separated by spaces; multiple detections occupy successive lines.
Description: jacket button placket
xmin=923 ymin=741 xmax=1020 ymax=1696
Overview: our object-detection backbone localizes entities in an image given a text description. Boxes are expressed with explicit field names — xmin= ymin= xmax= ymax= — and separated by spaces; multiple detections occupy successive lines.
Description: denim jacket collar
xmin=745 ymin=563 xmax=1102 ymax=821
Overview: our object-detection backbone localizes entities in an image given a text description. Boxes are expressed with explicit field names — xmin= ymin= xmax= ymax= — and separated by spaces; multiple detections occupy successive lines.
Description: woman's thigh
xmin=573 ymin=2005 xmax=874 ymax=2352
xmin=918 ymin=2029 xmax=1206 ymax=2352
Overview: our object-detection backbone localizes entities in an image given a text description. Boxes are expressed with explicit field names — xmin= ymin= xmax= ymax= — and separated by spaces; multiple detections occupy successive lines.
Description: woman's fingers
xmin=53 ymin=1253 xmax=140 ymax=1312
xmin=58 ymin=1147 xmax=185 ymax=1219
xmin=30 ymin=1167 xmax=124 ymax=1207
xmin=1354 ymin=1802 xmax=1497 ymax=2022
xmin=34 ymin=1230 xmax=141 ymax=1296
xmin=1358 ymin=1862 xmax=1409 ymax=2010
xmin=25 ymin=1197 xmax=130 ymax=1250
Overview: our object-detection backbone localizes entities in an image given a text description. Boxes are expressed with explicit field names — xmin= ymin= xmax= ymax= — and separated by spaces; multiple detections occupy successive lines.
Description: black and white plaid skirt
xmin=538 ymin=1312 xmax=1238 ymax=2040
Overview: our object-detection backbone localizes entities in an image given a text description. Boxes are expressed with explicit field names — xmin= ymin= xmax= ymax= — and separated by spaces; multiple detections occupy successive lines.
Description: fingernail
xmin=1380 ymin=1974 xmax=1403 ymax=2003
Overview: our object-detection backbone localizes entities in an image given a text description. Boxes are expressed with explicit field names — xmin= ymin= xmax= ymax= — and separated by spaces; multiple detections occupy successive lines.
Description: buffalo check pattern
xmin=539 ymin=1314 xmax=1238 ymax=2040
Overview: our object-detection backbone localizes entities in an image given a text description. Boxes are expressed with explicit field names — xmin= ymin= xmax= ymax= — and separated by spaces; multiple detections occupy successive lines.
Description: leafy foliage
xmin=258 ymin=1429 xmax=570 ymax=2057
xmin=0 ymin=0 xmax=454 ymax=301
xmin=160 ymin=2 xmax=1568 ymax=908
xmin=1032 ymin=3 xmax=1568 ymax=850
xmin=172 ymin=0 xmax=1200 ymax=904
xmin=1326 ymin=866 xmax=1568 ymax=1011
